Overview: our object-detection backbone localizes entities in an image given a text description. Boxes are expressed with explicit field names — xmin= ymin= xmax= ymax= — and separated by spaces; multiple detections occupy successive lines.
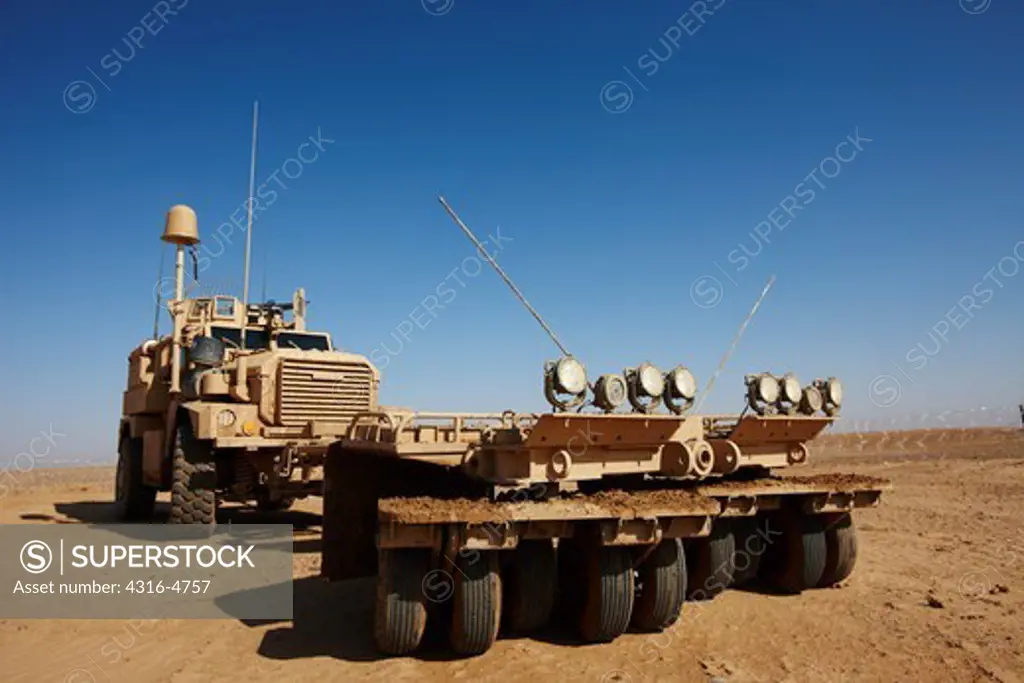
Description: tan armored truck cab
xmin=115 ymin=205 xmax=379 ymax=523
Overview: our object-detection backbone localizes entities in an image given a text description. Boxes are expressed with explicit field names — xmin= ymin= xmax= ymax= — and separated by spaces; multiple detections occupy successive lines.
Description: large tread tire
xmin=114 ymin=436 xmax=157 ymax=521
xmin=169 ymin=418 xmax=217 ymax=525
xmin=731 ymin=518 xmax=768 ymax=586
xmin=818 ymin=514 xmax=858 ymax=587
xmin=450 ymin=551 xmax=502 ymax=656
xmin=686 ymin=524 xmax=736 ymax=600
xmin=579 ymin=545 xmax=635 ymax=642
xmin=759 ymin=513 xmax=827 ymax=593
xmin=374 ymin=549 xmax=429 ymax=655
xmin=632 ymin=539 xmax=686 ymax=632
xmin=503 ymin=540 xmax=557 ymax=634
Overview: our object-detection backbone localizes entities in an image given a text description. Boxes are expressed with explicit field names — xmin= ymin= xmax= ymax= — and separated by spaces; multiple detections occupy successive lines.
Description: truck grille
xmin=276 ymin=358 xmax=374 ymax=427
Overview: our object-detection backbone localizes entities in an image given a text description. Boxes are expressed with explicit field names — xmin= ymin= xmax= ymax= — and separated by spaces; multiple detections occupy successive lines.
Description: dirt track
xmin=2 ymin=428 xmax=1024 ymax=682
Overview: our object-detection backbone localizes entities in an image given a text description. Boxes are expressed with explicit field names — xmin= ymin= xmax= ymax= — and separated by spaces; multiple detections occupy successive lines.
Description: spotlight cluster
xmin=543 ymin=358 xmax=697 ymax=415
xmin=744 ymin=373 xmax=843 ymax=416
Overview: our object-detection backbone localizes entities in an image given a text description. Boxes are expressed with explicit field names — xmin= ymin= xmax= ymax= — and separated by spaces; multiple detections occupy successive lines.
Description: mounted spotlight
xmin=745 ymin=373 xmax=779 ymax=415
xmin=544 ymin=357 xmax=588 ymax=411
xmin=664 ymin=366 xmax=697 ymax=415
xmin=625 ymin=362 xmax=664 ymax=413
xmin=800 ymin=384 xmax=824 ymax=415
xmin=777 ymin=373 xmax=802 ymax=415
xmin=593 ymin=374 xmax=628 ymax=412
xmin=814 ymin=376 xmax=843 ymax=416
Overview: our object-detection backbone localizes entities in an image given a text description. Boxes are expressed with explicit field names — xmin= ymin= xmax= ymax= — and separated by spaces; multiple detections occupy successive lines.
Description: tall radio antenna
xmin=240 ymin=100 xmax=259 ymax=350
xmin=695 ymin=274 xmax=776 ymax=411
xmin=438 ymin=195 xmax=571 ymax=357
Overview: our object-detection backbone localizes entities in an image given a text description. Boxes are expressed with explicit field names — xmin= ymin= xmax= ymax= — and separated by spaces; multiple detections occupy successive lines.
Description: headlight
xmin=217 ymin=409 xmax=237 ymax=428
xmin=746 ymin=373 xmax=779 ymax=415
xmin=636 ymin=363 xmax=665 ymax=398
xmin=666 ymin=366 xmax=697 ymax=400
xmin=544 ymin=357 xmax=588 ymax=411
xmin=593 ymin=374 xmax=627 ymax=412
xmin=780 ymin=373 xmax=801 ymax=404
xmin=626 ymin=362 xmax=664 ymax=413
xmin=554 ymin=357 xmax=587 ymax=395
xmin=752 ymin=374 xmax=779 ymax=403
xmin=814 ymin=376 xmax=843 ymax=416
xmin=800 ymin=385 xmax=823 ymax=415
xmin=664 ymin=366 xmax=697 ymax=415
xmin=825 ymin=377 xmax=842 ymax=406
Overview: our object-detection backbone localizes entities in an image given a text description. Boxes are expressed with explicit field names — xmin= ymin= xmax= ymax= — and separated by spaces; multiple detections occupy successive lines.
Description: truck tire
xmin=686 ymin=523 xmax=735 ymax=600
xmin=817 ymin=514 xmax=858 ymax=587
xmin=503 ymin=540 xmax=557 ymax=634
xmin=169 ymin=418 xmax=217 ymax=525
xmin=632 ymin=538 xmax=686 ymax=631
xmin=375 ymin=549 xmax=429 ymax=655
xmin=579 ymin=545 xmax=635 ymax=642
xmin=450 ymin=551 xmax=502 ymax=656
xmin=114 ymin=435 xmax=156 ymax=521
xmin=731 ymin=518 xmax=766 ymax=586
xmin=760 ymin=513 xmax=826 ymax=593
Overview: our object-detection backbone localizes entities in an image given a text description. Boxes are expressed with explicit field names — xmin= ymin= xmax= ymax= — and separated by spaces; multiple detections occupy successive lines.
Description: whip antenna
xmin=696 ymin=274 xmax=776 ymax=411
xmin=438 ymin=195 xmax=570 ymax=357
xmin=240 ymin=99 xmax=259 ymax=349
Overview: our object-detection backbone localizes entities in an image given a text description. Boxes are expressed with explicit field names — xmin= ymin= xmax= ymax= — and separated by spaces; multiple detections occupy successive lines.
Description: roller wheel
xmin=759 ymin=513 xmax=827 ymax=593
xmin=114 ymin=435 xmax=156 ymax=521
xmin=731 ymin=518 xmax=768 ymax=586
xmin=503 ymin=540 xmax=557 ymax=634
xmin=450 ymin=551 xmax=502 ymax=656
xmin=169 ymin=418 xmax=217 ymax=525
xmin=686 ymin=523 xmax=735 ymax=600
xmin=632 ymin=539 xmax=686 ymax=631
xmin=375 ymin=549 xmax=429 ymax=655
xmin=579 ymin=545 xmax=635 ymax=642
xmin=817 ymin=514 xmax=858 ymax=587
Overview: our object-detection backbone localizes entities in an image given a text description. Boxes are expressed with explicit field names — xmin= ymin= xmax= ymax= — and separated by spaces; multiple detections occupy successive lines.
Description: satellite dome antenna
xmin=160 ymin=203 xmax=200 ymax=394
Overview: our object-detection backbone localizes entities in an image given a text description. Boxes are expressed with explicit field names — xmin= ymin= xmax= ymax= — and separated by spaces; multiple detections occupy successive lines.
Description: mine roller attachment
xmin=170 ymin=416 xmax=217 ymax=525
xmin=375 ymin=549 xmax=429 ymax=655
xmin=114 ymin=434 xmax=156 ymax=521
xmin=503 ymin=540 xmax=557 ymax=634
xmin=632 ymin=538 xmax=687 ymax=632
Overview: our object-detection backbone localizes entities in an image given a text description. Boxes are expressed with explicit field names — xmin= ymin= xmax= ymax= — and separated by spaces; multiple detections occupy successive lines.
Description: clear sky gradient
xmin=1 ymin=0 xmax=1022 ymax=464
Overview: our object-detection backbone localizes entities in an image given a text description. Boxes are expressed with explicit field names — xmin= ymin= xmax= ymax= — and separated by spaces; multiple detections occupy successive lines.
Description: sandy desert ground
xmin=2 ymin=428 xmax=1023 ymax=683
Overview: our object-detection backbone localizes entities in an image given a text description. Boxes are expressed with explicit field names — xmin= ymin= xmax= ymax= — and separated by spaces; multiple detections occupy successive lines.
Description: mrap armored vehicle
xmin=115 ymin=205 xmax=378 ymax=523
xmin=317 ymin=197 xmax=890 ymax=658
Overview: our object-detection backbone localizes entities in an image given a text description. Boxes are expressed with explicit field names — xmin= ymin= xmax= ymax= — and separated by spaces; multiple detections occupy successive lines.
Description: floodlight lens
xmin=595 ymin=374 xmax=627 ymax=410
xmin=758 ymin=375 xmax=780 ymax=403
xmin=637 ymin=363 xmax=665 ymax=398
xmin=781 ymin=374 xmax=801 ymax=404
xmin=555 ymin=357 xmax=587 ymax=395
xmin=668 ymin=366 xmax=697 ymax=400
xmin=802 ymin=386 xmax=823 ymax=414
xmin=827 ymin=377 xmax=843 ymax=406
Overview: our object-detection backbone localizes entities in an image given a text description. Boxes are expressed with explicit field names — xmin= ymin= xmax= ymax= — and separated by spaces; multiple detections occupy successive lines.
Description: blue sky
xmin=1 ymin=0 xmax=1022 ymax=464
